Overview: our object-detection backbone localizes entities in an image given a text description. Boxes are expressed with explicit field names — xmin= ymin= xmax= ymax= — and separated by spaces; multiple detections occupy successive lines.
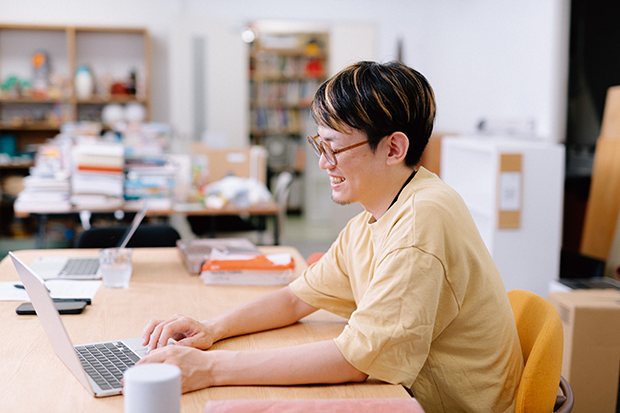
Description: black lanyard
xmin=388 ymin=170 xmax=417 ymax=209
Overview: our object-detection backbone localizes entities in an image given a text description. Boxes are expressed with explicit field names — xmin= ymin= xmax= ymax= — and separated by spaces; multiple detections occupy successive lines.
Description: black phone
xmin=16 ymin=301 xmax=87 ymax=315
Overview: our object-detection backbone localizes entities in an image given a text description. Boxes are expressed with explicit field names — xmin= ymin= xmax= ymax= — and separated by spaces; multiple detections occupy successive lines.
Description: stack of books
xmin=70 ymin=141 xmax=125 ymax=209
xmin=122 ymin=122 xmax=175 ymax=210
xmin=200 ymin=249 xmax=295 ymax=286
xmin=13 ymin=142 xmax=72 ymax=213
xmin=14 ymin=174 xmax=71 ymax=213
xmin=124 ymin=156 xmax=176 ymax=210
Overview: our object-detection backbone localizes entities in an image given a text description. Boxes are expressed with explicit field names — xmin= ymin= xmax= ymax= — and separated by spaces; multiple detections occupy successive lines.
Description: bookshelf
xmin=249 ymin=31 xmax=327 ymax=172
xmin=248 ymin=30 xmax=328 ymax=213
xmin=0 ymin=24 xmax=150 ymax=237
xmin=0 ymin=24 xmax=151 ymax=154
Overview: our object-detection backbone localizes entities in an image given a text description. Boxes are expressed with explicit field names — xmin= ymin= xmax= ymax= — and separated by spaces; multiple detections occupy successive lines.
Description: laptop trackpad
xmin=122 ymin=337 xmax=176 ymax=359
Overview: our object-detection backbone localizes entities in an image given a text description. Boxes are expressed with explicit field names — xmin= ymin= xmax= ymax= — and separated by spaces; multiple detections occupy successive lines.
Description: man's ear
xmin=385 ymin=132 xmax=409 ymax=166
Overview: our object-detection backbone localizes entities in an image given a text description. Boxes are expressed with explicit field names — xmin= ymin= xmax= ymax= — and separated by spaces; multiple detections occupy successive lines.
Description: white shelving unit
xmin=441 ymin=135 xmax=565 ymax=298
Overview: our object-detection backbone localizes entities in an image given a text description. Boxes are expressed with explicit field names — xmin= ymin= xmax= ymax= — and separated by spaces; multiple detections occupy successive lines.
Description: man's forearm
xmin=207 ymin=340 xmax=368 ymax=387
xmin=206 ymin=286 xmax=318 ymax=343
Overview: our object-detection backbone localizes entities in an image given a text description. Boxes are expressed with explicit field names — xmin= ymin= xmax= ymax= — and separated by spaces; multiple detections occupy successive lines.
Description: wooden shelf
xmin=0 ymin=162 xmax=33 ymax=169
xmin=76 ymin=94 xmax=146 ymax=104
xmin=0 ymin=23 xmax=151 ymax=133
xmin=251 ymin=49 xmax=328 ymax=58
xmin=0 ymin=122 xmax=60 ymax=131
xmin=249 ymin=101 xmax=312 ymax=109
xmin=0 ymin=97 xmax=69 ymax=103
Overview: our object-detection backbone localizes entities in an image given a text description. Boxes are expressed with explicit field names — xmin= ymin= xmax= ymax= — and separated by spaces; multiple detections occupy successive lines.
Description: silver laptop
xmin=9 ymin=251 xmax=150 ymax=397
xmin=31 ymin=205 xmax=147 ymax=280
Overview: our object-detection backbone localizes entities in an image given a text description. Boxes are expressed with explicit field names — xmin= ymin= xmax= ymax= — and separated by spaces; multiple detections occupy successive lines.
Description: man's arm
xmin=142 ymin=286 xmax=318 ymax=352
xmin=137 ymin=339 xmax=369 ymax=393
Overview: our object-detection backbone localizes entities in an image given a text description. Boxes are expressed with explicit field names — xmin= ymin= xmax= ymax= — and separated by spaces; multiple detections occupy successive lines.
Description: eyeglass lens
xmin=308 ymin=136 xmax=337 ymax=165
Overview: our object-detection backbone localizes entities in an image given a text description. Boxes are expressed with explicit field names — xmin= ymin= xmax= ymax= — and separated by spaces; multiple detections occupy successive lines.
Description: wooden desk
xmin=14 ymin=201 xmax=282 ymax=248
xmin=0 ymin=248 xmax=408 ymax=412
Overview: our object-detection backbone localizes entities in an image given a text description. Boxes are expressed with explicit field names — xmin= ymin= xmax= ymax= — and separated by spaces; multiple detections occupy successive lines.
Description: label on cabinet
xmin=498 ymin=153 xmax=522 ymax=229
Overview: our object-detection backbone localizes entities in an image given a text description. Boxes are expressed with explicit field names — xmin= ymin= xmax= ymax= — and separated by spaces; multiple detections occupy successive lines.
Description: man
xmin=139 ymin=61 xmax=523 ymax=412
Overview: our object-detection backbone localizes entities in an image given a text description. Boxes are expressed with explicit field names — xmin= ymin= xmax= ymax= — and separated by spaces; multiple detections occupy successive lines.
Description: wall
xmin=0 ymin=0 xmax=570 ymax=145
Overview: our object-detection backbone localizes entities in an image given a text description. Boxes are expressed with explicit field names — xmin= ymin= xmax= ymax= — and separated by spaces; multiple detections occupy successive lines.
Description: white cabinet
xmin=441 ymin=135 xmax=565 ymax=297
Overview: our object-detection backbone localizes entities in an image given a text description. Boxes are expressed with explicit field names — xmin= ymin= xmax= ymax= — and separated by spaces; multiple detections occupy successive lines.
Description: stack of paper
xmin=71 ymin=141 xmax=125 ymax=201
xmin=14 ymin=174 xmax=72 ymax=213
xmin=200 ymin=250 xmax=295 ymax=286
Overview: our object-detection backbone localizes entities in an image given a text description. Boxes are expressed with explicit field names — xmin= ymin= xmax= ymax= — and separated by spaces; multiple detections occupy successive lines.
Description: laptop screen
xmin=559 ymin=249 xmax=605 ymax=280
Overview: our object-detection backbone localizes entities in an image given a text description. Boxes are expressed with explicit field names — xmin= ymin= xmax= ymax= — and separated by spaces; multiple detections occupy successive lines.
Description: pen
xmin=14 ymin=283 xmax=50 ymax=293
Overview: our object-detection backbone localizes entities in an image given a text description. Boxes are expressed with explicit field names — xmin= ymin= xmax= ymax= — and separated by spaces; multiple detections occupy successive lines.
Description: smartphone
xmin=16 ymin=301 xmax=87 ymax=315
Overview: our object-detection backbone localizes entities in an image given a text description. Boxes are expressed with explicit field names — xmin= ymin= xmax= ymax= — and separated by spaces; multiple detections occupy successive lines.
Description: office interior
xmin=1 ymin=0 xmax=619 ymax=291
xmin=5 ymin=1 xmax=620 ymax=412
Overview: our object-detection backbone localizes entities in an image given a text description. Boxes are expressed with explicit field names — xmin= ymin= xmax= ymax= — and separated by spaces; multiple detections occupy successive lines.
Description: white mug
xmin=123 ymin=363 xmax=181 ymax=413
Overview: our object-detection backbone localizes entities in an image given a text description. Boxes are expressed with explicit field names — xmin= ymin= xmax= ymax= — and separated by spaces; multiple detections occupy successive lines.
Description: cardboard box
xmin=192 ymin=143 xmax=268 ymax=184
xmin=548 ymin=290 xmax=620 ymax=413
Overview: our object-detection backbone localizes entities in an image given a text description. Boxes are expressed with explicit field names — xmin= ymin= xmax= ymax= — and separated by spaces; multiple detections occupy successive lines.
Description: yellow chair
xmin=508 ymin=289 xmax=574 ymax=413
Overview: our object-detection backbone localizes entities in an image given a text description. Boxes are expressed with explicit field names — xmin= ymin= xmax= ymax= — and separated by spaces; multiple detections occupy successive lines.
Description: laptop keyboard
xmin=560 ymin=278 xmax=620 ymax=290
xmin=59 ymin=258 xmax=100 ymax=277
xmin=75 ymin=342 xmax=140 ymax=390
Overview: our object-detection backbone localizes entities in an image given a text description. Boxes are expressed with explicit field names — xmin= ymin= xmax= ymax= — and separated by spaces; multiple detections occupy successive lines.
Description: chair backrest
xmin=273 ymin=171 xmax=294 ymax=242
xmin=508 ymin=289 xmax=564 ymax=413
xmin=274 ymin=171 xmax=294 ymax=206
xmin=75 ymin=224 xmax=181 ymax=248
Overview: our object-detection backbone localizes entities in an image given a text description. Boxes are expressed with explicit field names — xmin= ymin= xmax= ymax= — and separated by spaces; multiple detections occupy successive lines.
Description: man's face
xmin=316 ymin=126 xmax=384 ymax=208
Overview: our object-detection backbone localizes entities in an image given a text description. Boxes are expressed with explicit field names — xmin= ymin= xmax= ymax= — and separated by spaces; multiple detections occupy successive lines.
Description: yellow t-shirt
xmin=289 ymin=167 xmax=523 ymax=413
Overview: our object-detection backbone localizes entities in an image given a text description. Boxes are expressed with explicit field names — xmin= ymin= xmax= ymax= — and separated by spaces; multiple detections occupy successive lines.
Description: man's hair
xmin=311 ymin=61 xmax=436 ymax=167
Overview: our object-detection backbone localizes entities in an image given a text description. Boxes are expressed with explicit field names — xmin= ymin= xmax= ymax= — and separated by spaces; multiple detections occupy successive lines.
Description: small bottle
xmin=74 ymin=65 xmax=94 ymax=100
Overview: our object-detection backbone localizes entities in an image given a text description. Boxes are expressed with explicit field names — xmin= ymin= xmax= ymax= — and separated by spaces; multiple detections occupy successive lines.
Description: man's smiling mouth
xmin=330 ymin=176 xmax=346 ymax=184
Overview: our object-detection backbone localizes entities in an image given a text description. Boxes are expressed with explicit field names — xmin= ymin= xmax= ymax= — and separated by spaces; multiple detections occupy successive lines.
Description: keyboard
xmin=75 ymin=342 xmax=140 ymax=390
xmin=560 ymin=278 xmax=620 ymax=290
xmin=59 ymin=258 xmax=100 ymax=277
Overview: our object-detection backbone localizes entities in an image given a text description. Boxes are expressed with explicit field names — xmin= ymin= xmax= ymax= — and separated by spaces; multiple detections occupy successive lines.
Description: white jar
xmin=74 ymin=65 xmax=94 ymax=100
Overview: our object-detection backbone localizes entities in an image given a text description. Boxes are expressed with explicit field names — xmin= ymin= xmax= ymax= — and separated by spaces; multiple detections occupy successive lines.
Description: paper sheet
xmin=0 ymin=280 xmax=102 ymax=301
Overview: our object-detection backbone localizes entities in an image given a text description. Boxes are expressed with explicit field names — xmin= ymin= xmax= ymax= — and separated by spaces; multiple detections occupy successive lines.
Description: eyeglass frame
xmin=307 ymin=134 xmax=384 ymax=166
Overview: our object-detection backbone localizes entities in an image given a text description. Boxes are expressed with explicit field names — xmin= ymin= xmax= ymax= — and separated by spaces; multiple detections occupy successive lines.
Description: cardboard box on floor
xmin=548 ymin=290 xmax=620 ymax=413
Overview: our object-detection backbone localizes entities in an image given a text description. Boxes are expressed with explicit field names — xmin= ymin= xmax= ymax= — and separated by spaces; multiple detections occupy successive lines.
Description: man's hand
xmin=136 ymin=345 xmax=214 ymax=393
xmin=142 ymin=315 xmax=215 ymax=353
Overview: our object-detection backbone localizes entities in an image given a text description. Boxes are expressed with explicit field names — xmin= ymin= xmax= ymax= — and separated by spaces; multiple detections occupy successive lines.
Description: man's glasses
xmin=307 ymin=134 xmax=379 ymax=166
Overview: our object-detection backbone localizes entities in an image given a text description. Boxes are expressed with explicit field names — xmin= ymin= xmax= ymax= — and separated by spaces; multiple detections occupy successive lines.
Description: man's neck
xmin=366 ymin=167 xmax=416 ymax=221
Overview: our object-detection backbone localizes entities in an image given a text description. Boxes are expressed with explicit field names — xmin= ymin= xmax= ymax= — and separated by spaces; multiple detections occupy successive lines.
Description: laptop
xmin=31 ymin=205 xmax=147 ymax=280
xmin=558 ymin=249 xmax=620 ymax=290
xmin=9 ymin=251 xmax=149 ymax=397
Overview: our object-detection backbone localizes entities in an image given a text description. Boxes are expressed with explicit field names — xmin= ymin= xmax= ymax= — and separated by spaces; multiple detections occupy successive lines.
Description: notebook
xmin=9 ymin=251 xmax=148 ymax=397
xmin=31 ymin=205 xmax=147 ymax=280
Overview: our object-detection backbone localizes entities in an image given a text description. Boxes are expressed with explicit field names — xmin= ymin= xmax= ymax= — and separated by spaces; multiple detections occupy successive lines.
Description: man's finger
xmin=141 ymin=319 xmax=163 ymax=346
xmin=137 ymin=347 xmax=168 ymax=364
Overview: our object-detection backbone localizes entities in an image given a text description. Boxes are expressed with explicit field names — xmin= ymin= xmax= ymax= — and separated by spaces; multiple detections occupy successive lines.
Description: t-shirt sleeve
xmin=289 ymin=241 xmax=358 ymax=319
xmin=334 ymin=246 xmax=459 ymax=388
